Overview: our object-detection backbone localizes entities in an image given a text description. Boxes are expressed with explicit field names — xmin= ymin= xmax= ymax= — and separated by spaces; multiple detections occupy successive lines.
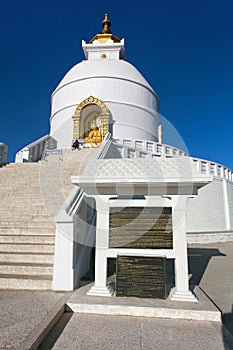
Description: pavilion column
xmin=87 ymin=196 xmax=112 ymax=296
xmin=169 ymin=197 xmax=198 ymax=302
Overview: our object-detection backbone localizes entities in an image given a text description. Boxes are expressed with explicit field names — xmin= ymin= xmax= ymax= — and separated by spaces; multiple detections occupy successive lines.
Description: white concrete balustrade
xmin=15 ymin=135 xmax=57 ymax=163
xmin=114 ymin=138 xmax=233 ymax=184
xmin=192 ymin=157 xmax=233 ymax=183
xmin=114 ymin=138 xmax=188 ymax=157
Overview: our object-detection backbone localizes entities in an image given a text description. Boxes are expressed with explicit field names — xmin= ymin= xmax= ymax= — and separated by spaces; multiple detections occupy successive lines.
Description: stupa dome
xmin=50 ymin=15 xmax=161 ymax=149
xmin=55 ymin=59 xmax=156 ymax=94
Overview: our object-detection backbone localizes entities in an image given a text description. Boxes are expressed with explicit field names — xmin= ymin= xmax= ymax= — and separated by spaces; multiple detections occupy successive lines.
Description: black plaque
xmin=109 ymin=207 xmax=173 ymax=249
xmin=116 ymin=255 xmax=166 ymax=299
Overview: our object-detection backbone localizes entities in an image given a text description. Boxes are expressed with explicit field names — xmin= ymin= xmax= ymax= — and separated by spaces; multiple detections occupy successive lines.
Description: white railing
xmin=15 ymin=135 xmax=57 ymax=163
xmin=114 ymin=138 xmax=188 ymax=157
xmin=0 ymin=143 xmax=8 ymax=166
xmin=191 ymin=157 xmax=233 ymax=183
xmin=113 ymin=138 xmax=233 ymax=183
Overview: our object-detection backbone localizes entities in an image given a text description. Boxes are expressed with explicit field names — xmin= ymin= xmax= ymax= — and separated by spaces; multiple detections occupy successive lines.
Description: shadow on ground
xmin=188 ymin=247 xmax=233 ymax=349
xmin=38 ymin=312 xmax=73 ymax=350
xmin=222 ymin=305 xmax=233 ymax=349
xmin=188 ymin=247 xmax=225 ymax=288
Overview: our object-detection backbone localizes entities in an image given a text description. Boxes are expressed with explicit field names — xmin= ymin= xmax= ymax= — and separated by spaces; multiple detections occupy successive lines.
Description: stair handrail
xmin=96 ymin=132 xmax=112 ymax=159
xmin=55 ymin=187 xmax=85 ymax=221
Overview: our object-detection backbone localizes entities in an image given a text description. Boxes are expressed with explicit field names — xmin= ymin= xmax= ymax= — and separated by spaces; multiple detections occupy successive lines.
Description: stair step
xmin=0 ymin=227 xmax=55 ymax=235
xmin=1 ymin=191 xmax=42 ymax=197
xmin=0 ymin=196 xmax=44 ymax=201
xmin=0 ymin=274 xmax=52 ymax=290
xmin=0 ymin=215 xmax=53 ymax=222
xmin=0 ymin=243 xmax=54 ymax=253
xmin=0 ymin=207 xmax=46 ymax=214
xmin=0 ymin=221 xmax=54 ymax=229
xmin=0 ymin=252 xmax=54 ymax=263
xmin=0 ymin=200 xmax=45 ymax=206
xmin=0 ymin=261 xmax=53 ymax=266
xmin=0 ymin=262 xmax=53 ymax=275
xmin=0 ymin=171 xmax=40 ymax=175
xmin=0 ymin=235 xmax=55 ymax=244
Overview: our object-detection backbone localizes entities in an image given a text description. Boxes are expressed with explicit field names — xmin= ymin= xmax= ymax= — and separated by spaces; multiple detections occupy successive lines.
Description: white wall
xmin=50 ymin=76 xmax=160 ymax=149
xmin=51 ymin=77 xmax=158 ymax=117
xmin=73 ymin=196 xmax=96 ymax=288
xmin=186 ymin=179 xmax=226 ymax=232
xmin=53 ymin=194 xmax=96 ymax=291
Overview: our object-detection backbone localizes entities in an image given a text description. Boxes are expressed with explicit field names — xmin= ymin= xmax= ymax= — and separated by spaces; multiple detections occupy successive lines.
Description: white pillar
xmin=87 ymin=196 xmax=112 ymax=296
xmin=222 ymin=179 xmax=231 ymax=230
xmin=169 ymin=197 xmax=198 ymax=302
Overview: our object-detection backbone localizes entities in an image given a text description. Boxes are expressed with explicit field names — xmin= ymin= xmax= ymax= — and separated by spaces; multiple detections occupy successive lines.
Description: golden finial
xmin=102 ymin=14 xmax=111 ymax=34
xmin=89 ymin=14 xmax=120 ymax=44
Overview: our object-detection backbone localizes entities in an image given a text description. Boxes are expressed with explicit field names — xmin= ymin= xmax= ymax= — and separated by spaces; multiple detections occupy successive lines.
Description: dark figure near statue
xmin=72 ymin=139 xmax=80 ymax=150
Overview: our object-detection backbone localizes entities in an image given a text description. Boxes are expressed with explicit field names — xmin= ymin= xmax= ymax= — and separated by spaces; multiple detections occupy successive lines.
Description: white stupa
xmin=15 ymin=14 xmax=233 ymax=241
xmin=11 ymin=14 xmax=233 ymax=294
xmin=50 ymin=14 xmax=161 ymax=149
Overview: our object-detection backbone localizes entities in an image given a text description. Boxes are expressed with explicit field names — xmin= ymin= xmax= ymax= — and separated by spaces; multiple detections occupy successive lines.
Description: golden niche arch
xmin=72 ymin=96 xmax=110 ymax=141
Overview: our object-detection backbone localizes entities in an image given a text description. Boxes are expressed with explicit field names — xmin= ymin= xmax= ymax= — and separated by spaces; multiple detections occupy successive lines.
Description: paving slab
xmin=188 ymin=242 xmax=233 ymax=337
xmin=38 ymin=313 xmax=231 ymax=350
xmin=0 ymin=290 xmax=69 ymax=350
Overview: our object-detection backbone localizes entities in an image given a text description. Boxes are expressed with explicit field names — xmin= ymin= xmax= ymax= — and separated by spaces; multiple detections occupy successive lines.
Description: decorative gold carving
xmin=72 ymin=96 xmax=110 ymax=140
xmin=88 ymin=96 xmax=94 ymax=102
xmin=90 ymin=33 xmax=120 ymax=44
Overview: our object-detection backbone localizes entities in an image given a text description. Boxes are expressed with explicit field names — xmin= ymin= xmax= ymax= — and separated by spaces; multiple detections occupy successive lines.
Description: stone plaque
xmin=109 ymin=207 xmax=173 ymax=249
xmin=116 ymin=255 xmax=166 ymax=299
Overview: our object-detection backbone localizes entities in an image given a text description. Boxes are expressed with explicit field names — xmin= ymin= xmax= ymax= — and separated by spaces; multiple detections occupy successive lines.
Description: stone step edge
xmin=0 ymin=234 xmax=55 ymax=237
xmin=0 ymin=273 xmax=53 ymax=280
xmin=66 ymin=300 xmax=221 ymax=323
xmin=0 ymin=261 xmax=53 ymax=267
xmin=66 ymin=284 xmax=222 ymax=322
xmin=0 ymin=222 xmax=54 ymax=226
xmin=0 ymin=242 xmax=55 ymax=246
xmin=0 ymin=251 xmax=54 ymax=255
xmin=0 ymin=231 xmax=55 ymax=235
xmin=17 ymin=293 xmax=71 ymax=350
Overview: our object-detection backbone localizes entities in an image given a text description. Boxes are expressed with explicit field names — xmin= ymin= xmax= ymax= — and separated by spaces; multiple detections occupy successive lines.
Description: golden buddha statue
xmin=84 ymin=125 xmax=102 ymax=144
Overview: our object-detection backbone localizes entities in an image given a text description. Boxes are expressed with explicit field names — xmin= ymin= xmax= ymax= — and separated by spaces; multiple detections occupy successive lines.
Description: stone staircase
xmin=0 ymin=148 xmax=95 ymax=290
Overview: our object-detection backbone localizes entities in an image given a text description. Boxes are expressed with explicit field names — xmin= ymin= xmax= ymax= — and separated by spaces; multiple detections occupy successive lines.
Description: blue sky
xmin=1 ymin=0 xmax=233 ymax=169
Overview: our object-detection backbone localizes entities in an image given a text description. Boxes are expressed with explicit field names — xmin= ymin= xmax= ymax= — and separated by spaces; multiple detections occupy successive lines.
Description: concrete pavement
xmin=38 ymin=313 xmax=230 ymax=350
xmin=188 ymin=242 xmax=233 ymax=336
xmin=0 ymin=291 xmax=69 ymax=350
xmin=0 ymin=242 xmax=232 ymax=349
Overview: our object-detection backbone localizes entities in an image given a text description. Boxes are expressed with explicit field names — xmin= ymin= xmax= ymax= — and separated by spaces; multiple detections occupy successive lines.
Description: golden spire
xmin=89 ymin=14 xmax=120 ymax=44
xmin=102 ymin=14 xmax=111 ymax=34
